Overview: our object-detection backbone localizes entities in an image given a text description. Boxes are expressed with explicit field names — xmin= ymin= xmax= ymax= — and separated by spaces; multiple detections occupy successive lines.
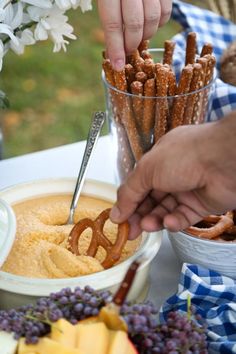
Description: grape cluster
xmin=0 ymin=286 xmax=112 ymax=344
xmin=0 ymin=286 xmax=208 ymax=353
xmin=121 ymin=303 xmax=208 ymax=354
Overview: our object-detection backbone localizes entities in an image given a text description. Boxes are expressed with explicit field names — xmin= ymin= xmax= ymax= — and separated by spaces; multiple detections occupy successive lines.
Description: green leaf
xmin=0 ymin=90 xmax=10 ymax=109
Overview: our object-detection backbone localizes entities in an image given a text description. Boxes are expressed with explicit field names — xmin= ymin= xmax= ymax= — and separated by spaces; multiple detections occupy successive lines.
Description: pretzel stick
xmin=134 ymin=57 xmax=145 ymax=72
xmin=140 ymin=50 xmax=152 ymax=60
xmin=191 ymin=57 xmax=208 ymax=124
xmin=135 ymin=71 xmax=147 ymax=84
xmin=116 ymin=122 xmax=136 ymax=182
xmin=185 ymin=32 xmax=197 ymax=65
xmin=130 ymin=80 xmax=144 ymax=126
xmin=138 ymin=39 xmax=149 ymax=53
xmin=102 ymin=59 xmax=122 ymax=123
xmin=168 ymin=68 xmax=177 ymax=96
xmin=200 ymin=43 xmax=213 ymax=57
xmin=198 ymin=54 xmax=216 ymax=123
xmin=114 ymin=70 xmax=144 ymax=161
xmin=154 ymin=65 xmax=169 ymax=142
xmin=143 ymin=78 xmax=156 ymax=150
xmin=127 ymin=50 xmax=140 ymax=66
xmin=163 ymin=40 xmax=176 ymax=65
xmin=183 ymin=63 xmax=203 ymax=125
xmin=170 ymin=65 xmax=193 ymax=128
xmin=125 ymin=64 xmax=136 ymax=88
xmin=143 ymin=58 xmax=155 ymax=78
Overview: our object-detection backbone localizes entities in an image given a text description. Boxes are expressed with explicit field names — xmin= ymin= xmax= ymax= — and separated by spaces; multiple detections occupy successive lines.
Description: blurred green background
xmin=0 ymin=1 xmax=205 ymax=158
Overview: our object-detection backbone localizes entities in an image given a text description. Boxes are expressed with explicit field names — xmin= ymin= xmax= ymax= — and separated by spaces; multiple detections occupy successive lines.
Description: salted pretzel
xmin=68 ymin=208 xmax=129 ymax=269
xmin=186 ymin=211 xmax=234 ymax=239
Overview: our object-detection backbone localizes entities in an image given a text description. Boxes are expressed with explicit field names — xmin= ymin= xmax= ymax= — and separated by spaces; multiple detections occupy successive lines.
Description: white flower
xmin=55 ymin=0 xmax=81 ymax=11
xmin=78 ymin=0 xmax=92 ymax=13
xmin=20 ymin=0 xmax=53 ymax=9
xmin=10 ymin=29 xmax=36 ymax=55
xmin=0 ymin=23 xmax=19 ymax=45
xmin=28 ymin=5 xmax=76 ymax=51
xmin=0 ymin=40 xmax=4 ymax=71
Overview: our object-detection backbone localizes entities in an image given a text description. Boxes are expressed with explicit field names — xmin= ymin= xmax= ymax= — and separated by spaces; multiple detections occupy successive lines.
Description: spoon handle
xmin=67 ymin=111 xmax=106 ymax=224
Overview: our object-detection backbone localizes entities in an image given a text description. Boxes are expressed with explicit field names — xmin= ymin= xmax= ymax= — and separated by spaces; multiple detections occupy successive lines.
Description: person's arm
xmin=97 ymin=0 xmax=172 ymax=71
xmin=110 ymin=111 xmax=236 ymax=239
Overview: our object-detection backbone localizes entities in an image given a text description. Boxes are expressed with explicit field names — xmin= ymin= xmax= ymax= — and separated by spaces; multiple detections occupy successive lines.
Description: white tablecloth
xmin=0 ymin=136 xmax=181 ymax=309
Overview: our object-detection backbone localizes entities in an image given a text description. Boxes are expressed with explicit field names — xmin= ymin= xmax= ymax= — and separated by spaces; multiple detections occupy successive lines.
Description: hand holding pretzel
xmin=97 ymin=0 xmax=172 ymax=71
xmin=68 ymin=208 xmax=129 ymax=269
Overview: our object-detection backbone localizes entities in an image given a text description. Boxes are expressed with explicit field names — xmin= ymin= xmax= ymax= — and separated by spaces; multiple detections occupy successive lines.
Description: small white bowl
xmin=0 ymin=178 xmax=162 ymax=309
xmin=168 ymin=230 xmax=236 ymax=279
xmin=0 ymin=199 xmax=16 ymax=268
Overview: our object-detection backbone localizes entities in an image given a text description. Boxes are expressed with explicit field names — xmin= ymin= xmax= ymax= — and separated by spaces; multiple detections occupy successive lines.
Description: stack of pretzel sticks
xmin=102 ymin=32 xmax=216 ymax=180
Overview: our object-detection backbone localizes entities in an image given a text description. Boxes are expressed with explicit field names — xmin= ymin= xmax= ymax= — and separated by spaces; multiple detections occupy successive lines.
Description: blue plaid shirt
xmin=160 ymin=263 xmax=236 ymax=354
xmin=171 ymin=0 xmax=236 ymax=121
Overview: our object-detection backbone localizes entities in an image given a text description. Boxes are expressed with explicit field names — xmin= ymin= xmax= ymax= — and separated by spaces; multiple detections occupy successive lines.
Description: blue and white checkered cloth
xmin=171 ymin=0 xmax=236 ymax=121
xmin=160 ymin=263 xmax=236 ymax=354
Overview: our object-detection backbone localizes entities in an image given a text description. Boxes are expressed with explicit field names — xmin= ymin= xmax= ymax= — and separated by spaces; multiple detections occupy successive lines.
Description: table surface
xmin=0 ymin=135 xmax=182 ymax=309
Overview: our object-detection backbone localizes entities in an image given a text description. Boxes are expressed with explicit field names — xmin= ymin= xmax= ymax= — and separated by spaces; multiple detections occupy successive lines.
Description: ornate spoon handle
xmin=67 ymin=111 xmax=106 ymax=224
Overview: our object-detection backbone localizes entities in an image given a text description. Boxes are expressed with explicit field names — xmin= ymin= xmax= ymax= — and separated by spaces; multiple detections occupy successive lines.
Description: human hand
xmin=110 ymin=113 xmax=236 ymax=239
xmin=97 ymin=0 xmax=172 ymax=71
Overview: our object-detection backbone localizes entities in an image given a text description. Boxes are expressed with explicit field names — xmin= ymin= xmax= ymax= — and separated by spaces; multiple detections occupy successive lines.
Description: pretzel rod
xmin=185 ymin=32 xmax=197 ymax=65
xmin=114 ymin=70 xmax=144 ymax=161
xmin=138 ymin=39 xmax=149 ymax=53
xmin=143 ymin=58 xmax=155 ymax=78
xmin=198 ymin=54 xmax=216 ymax=123
xmin=200 ymin=43 xmax=213 ymax=57
xmin=130 ymin=80 xmax=144 ymax=126
xmin=116 ymin=122 xmax=135 ymax=181
xmin=191 ymin=57 xmax=208 ymax=124
xmin=125 ymin=63 xmax=136 ymax=88
xmin=135 ymin=71 xmax=148 ymax=84
xmin=163 ymin=40 xmax=176 ymax=65
xmin=103 ymin=59 xmax=122 ymax=123
xmin=140 ymin=49 xmax=152 ymax=60
xmin=170 ymin=65 xmax=193 ymax=128
xmin=168 ymin=68 xmax=177 ymax=96
xmin=154 ymin=65 xmax=169 ymax=142
xmin=143 ymin=78 xmax=156 ymax=150
xmin=134 ymin=57 xmax=145 ymax=72
xmin=127 ymin=49 xmax=140 ymax=66
xmin=183 ymin=63 xmax=203 ymax=125
xmin=186 ymin=212 xmax=234 ymax=240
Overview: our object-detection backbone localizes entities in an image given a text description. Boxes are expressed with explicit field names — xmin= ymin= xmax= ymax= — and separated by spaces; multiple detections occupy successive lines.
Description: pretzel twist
xmin=186 ymin=212 xmax=234 ymax=239
xmin=68 ymin=208 xmax=129 ymax=269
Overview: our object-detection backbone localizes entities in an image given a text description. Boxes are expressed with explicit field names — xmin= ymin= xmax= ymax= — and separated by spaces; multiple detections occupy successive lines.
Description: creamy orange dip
xmin=1 ymin=195 xmax=140 ymax=278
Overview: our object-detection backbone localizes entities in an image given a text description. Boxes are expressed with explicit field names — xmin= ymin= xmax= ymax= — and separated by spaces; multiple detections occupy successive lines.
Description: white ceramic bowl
xmin=0 ymin=199 xmax=16 ymax=268
xmin=0 ymin=178 xmax=162 ymax=309
xmin=168 ymin=230 xmax=236 ymax=279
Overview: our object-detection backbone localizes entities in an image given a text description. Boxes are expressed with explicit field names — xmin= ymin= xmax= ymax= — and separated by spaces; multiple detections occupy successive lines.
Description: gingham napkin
xmin=171 ymin=0 xmax=236 ymax=121
xmin=160 ymin=263 xmax=236 ymax=354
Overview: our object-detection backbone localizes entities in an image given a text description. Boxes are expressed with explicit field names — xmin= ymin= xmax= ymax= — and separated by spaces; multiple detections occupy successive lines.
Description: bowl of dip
xmin=0 ymin=178 xmax=162 ymax=309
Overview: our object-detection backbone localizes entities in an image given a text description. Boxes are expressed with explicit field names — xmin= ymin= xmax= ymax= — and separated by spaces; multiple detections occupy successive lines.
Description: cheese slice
xmin=0 ymin=331 xmax=18 ymax=354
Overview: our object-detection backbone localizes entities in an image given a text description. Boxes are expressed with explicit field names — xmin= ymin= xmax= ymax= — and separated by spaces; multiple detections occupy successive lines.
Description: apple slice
xmin=50 ymin=318 xmax=77 ymax=348
xmin=18 ymin=337 xmax=83 ymax=354
xmin=107 ymin=330 xmax=128 ymax=354
xmin=76 ymin=322 xmax=109 ymax=354
xmin=126 ymin=339 xmax=139 ymax=354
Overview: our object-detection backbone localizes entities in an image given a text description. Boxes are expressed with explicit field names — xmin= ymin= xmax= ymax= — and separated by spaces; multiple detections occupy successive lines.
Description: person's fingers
xmin=159 ymin=0 xmax=172 ymax=27
xmin=122 ymin=0 xmax=144 ymax=54
xmin=97 ymin=0 xmax=125 ymax=71
xmin=141 ymin=194 xmax=177 ymax=231
xmin=163 ymin=204 xmax=204 ymax=232
xmin=110 ymin=156 xmax=154 ymax=223
xmin=142 ymin=0 xmax=161 ymax=40
xmin=127 ymin=213 xmax=143 ymax=239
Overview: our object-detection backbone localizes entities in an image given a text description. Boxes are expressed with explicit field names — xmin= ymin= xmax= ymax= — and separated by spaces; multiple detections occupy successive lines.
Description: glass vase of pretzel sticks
xmin=102 ymin=33 xmax=216 ymax=183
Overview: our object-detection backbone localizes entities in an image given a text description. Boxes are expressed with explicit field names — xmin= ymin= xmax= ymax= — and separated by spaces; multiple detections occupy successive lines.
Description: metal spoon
xmin=67 ymin=111 xmax=106 ymax=224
